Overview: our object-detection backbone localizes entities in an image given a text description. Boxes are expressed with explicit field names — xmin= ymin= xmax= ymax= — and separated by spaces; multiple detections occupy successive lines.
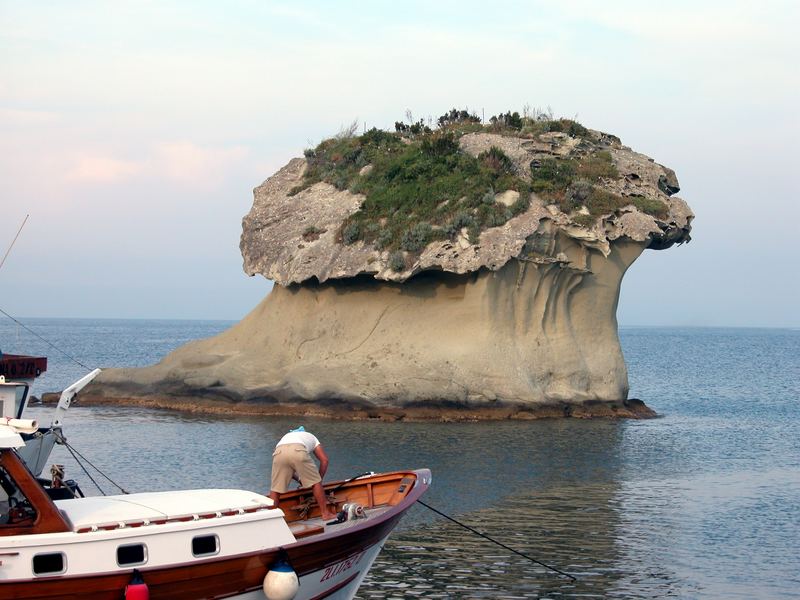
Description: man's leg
xmin=269 ymin=447 xmax=293 ymax=505
xmin=312 ymin=482 xmax=336 ymax=520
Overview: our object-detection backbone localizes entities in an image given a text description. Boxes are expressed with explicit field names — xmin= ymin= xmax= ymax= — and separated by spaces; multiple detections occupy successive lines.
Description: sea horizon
xmin=4 ymin=314 xmax=798 ymax=329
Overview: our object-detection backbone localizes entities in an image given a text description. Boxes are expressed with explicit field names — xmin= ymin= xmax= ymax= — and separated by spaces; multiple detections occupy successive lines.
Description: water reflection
xmin=20 ymin=401 xmax=800 ymax=599
xmin=26 ymin=405 xmax=649 ymax=597
xmin=360 ymin=481 xmax=641 ymax=599
xmin=355 ymin=420 xmax=655 ymax=599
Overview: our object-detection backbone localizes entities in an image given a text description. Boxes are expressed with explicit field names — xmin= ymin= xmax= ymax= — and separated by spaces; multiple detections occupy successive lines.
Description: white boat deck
xmin=55 ymin=489 xmax=277 ymax=531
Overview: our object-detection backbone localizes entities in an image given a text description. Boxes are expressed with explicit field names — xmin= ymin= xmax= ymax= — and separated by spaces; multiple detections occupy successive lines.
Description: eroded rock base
xmin=84 ymin=235 xmax=646 ymax=417
xmin=48 ymin=393 xmax=656 ymax=422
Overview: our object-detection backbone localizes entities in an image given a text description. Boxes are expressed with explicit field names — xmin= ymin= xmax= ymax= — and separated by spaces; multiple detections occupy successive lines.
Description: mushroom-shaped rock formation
xmin=86 ymin=115 xmax=693 ymax=420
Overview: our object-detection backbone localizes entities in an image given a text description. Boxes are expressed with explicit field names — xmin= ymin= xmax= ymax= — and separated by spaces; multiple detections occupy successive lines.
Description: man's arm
xmin=313 ymin=445 xmax=329 ymax=479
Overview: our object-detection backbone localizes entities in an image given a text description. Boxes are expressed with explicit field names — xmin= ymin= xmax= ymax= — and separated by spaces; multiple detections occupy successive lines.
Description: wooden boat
xmin=0 ymin=375 xmax=430 ymax=599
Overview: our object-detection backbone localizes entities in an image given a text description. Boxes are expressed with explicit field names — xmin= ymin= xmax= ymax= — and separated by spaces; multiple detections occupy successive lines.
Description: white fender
xmin=263 ymin=559 xmax=299 ymax=600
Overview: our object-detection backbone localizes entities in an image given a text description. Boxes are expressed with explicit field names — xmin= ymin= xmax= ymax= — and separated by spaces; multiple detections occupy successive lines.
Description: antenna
xmin=0 ymin=213 xmax=29 ymax=272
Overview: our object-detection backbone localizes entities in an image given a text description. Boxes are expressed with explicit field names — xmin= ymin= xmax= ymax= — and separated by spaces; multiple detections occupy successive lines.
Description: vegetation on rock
xmin=302 ymin=225 xmax=325 ymax=241
xmin=294 ymin=124 xmax=530 ymax=251
xmin=530 ymin=151 xmax=667 ymax=221
xmin=292 ymin=108 xmax=668 ymax=252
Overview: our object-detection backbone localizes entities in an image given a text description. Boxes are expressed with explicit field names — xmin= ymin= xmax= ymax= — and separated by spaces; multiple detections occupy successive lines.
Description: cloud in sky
xmin=67 ymin=154 xmax=142 ymax=183
xmin=63 ymin=143 xmax=248 ymax=187
xmin=4 ymin=135 xmax=250 ymax=191
xmin=154 ymin=142 xmax=249 ymax=188
xmin=0 ymin=0 xmax=797 ymax=324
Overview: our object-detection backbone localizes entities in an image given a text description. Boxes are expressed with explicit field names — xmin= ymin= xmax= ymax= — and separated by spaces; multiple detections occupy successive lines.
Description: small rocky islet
xmin=83 ymin=108 xmax=693 ymax=420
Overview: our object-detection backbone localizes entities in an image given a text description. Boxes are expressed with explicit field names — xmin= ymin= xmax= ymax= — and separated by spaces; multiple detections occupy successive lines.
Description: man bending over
xmin=268 ymin=426 xmax=336 ymax=521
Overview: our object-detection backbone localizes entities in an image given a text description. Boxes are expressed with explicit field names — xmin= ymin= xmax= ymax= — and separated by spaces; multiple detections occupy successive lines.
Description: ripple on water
xmin=4 ymin=322 xmax=799 ymax=599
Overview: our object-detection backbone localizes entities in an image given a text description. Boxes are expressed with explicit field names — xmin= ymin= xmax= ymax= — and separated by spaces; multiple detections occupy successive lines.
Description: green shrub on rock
xmin=389 ymin=251 xmax=406 ymax=272
xmin=564 ymin=180 xmax=593 ymax=211
xmin=577 ymin=151 xmax=618 ymax=180
xmin=478 ymin=147 xmax=515 ymax=175
xmin=401 ymin=222 xmax=433 ymax=252
xmin=437 ymin=108 xmax=481 ymax=128
xmin=628 ymin=195 xmax=669 ymax=218
xmin=342 ymin=222 xmax=360 ymax=245
xmin=489 ymin=111 xmax=523 ymax=130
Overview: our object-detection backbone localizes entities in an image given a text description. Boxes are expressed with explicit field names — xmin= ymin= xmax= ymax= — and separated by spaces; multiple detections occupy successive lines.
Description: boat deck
xmin=289 ymin=505 xmax=391 ymax=540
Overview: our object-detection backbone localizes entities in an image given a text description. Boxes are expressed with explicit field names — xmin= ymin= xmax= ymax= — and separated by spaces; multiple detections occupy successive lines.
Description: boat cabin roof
xmin=54 ymin=489 xmax=277 ymax=532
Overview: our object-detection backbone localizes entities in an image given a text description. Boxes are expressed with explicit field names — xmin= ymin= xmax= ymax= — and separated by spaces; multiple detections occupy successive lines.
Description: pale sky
xmin=1 ymin=1 xmax=798 ymax=326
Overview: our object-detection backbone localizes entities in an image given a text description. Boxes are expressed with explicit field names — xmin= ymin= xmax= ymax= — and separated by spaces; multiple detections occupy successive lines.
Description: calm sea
xmin=2 ymin=318 xmax=799 ymax=599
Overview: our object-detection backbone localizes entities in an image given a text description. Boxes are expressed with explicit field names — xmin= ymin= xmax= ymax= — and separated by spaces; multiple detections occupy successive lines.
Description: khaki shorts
xmin=271 ymin=443 xmax=322 ymax=493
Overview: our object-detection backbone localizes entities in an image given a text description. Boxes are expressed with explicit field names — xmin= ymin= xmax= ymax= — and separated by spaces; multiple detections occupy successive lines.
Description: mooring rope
xmin=330 ymin=471 xmax=375 ymax=494
xmin=61 ymin=440 xmax=106 ymax=495
xmin=54 ymin=431 xmax=130 ymax=495
xmin=375 ymin=542 xmax=437 ymax=590
xmin=417 ymin=499 xmax=577 ymax=581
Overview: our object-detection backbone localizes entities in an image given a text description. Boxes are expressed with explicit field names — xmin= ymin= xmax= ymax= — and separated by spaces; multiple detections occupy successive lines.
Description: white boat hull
xmin=227 ymin=541 xmax=383 ymax=600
